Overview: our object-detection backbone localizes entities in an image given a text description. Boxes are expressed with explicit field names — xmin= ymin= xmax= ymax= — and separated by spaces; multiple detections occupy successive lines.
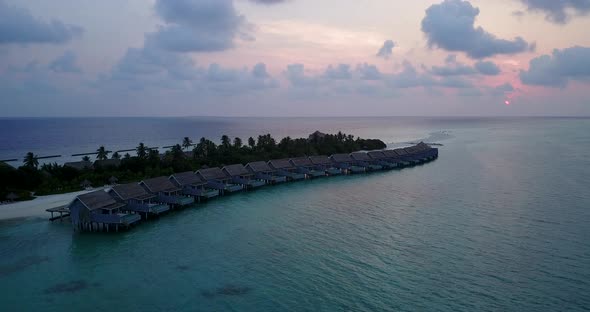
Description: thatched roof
xmin=222 ymin=164 xmax=250 ymax=177
xmin=246 ymin=161 xmax=273 ymax=173
xmin=417 ymin=142 xmax=430 ymax=151
xmin=290 ymin=157 xmax=313 ymax=167
xmin=170 ymin=171 xmax=205 ymax=187
xmin=367 ymin=151 xmax=386 ymax=159
xmin=110 ymin=183 xmax=153 ymax=201
xmin=309 ymin=155 xmax=331 ymax=165
xmin=350 ymin=152 xmax=371 ymax=161
xmin=330 ymin=154 xmax=353 ymax=163
xmin=75 ymin=190 xmax=124 ymax=211
xmin=268 ymin=159 xmax=293 ymax=170
xmin=197 ymin=167 xmax=227 ymax=180
xmin=64 ymin=161 xmax=92 ymax=171
xmin=140 ymin=176 xmax=181 ymax=193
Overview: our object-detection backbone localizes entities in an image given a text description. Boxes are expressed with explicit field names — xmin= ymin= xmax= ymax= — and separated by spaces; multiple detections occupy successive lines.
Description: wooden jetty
xmin=46 ymin=206 xmax=70 ymax=221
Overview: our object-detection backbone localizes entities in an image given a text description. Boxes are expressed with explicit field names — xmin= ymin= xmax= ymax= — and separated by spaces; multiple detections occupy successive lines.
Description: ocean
xmin=0 ymin=117 xmax=589 ymax=311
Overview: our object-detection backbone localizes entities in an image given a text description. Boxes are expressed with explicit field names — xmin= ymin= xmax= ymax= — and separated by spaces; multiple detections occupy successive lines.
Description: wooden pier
xmin=46 ymin=206 xmax=70 ymax=221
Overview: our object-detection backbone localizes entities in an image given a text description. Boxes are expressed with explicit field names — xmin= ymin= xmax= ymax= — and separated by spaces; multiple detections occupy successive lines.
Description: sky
xmin=1 ymin=0 xmax=589 ymax=117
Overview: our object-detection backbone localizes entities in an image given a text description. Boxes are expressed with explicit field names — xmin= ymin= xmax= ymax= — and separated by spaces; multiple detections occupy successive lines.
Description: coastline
xmin=0 ymin=188 xmax=103 ymax=221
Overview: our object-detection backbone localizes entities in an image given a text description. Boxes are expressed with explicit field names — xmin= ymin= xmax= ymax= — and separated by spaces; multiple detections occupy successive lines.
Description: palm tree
xmin=96 ymin=146 xmax=109 ymax=160
xmin=221 ymin=135 xmax=231 ymax=149
xmin=111 ymin=152 xmax=121 ymax=159
xmin=136 ymin=143 xmax=147 ymax=159
xmin=182 ymin=137 xmax=193 ymax=151
xmin=233 ymin=137 xmax=243 ymax=148
xmin=23 ymin=152 xmax=39 ymax=169
xmin=171 ymin=144 xmax=184 ymax=160
xmin=248 ymin=137 xmax=256 ymax=149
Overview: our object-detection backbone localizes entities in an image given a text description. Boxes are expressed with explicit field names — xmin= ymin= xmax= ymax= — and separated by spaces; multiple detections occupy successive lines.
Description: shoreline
xmin=0 ymin=188 xmax=104 ymax=221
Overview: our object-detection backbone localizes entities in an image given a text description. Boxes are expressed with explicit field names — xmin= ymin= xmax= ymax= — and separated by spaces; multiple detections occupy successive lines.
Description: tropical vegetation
xmin=0 ymin=132 xmax=386 ymax=201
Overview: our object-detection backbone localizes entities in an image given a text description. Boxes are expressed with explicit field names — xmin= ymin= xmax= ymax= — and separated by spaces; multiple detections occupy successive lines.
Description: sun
xmin=505 ymin=100 xmax=510 ymax=105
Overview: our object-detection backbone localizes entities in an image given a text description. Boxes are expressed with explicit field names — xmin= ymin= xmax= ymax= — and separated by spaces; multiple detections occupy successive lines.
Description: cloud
xmin=519 ymin=0 xmax=590 ymax=24
xmin=252 ymin=63 xmax=270 ymax=78
xmin=357 ymin=63 xmax=382 ymax=80
xmin=0 ymin=0 xmax=83 ymax=45
xmin=376 ymin=40 xmax=395 ymax=59
xmin=520 ymin=46 xmax=590 ymax=87
xmin=324 ymin=64 xmax=352 ymax=80
xmin=474 ymin=60 xmax=500 ymax=75
xmin=149 ymin=0 xmax=249 ymax=53
xmin=492 ymin=82 xmax=515 ymax=95
xmin=421 ymin=0 xmax=533 ymax=58
xmin=49 ymin=51 xmax=82 ymax=73
xmin=285 ymin=64 xmax=318 ymax=87
xmin=388 ymin=62 xmax=436 ymax=88
xmin=430 ymin=56 xmax=499 ymax=76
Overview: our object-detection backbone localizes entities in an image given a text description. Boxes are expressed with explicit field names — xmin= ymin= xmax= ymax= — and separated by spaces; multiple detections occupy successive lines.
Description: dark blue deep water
xmin=0 ymin=117 xmax=589 ymax=311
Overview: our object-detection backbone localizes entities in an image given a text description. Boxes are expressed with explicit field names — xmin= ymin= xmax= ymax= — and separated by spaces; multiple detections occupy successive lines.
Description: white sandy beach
xmin=0 ymin=188 xmax=104 ymax=221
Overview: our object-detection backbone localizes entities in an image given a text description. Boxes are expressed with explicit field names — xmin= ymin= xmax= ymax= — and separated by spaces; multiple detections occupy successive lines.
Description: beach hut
xmin=139 ymin=176 xmax=195 ymax=208
xmin=308 ymin=155 xmax=342 ymax=175
xmin=394 ymin=148 xmax=420 ymax=165
xmin=196 ymin=167 xmax=243 ymax=195
xmin=222 ymin=164 xmax=266 ymax=189
xmin=169 ymin=171 xmax=219 ymax=201
xmin=367 ymin=151 xmax=399 ymax=169
xmin=64 ymin=160 xmax=93 ymax=171
xmin=350 ymin=152 xmax=383 ymax=171
xmin=69 ymin=190 xmax=141 ymax=232
xmin=245 ymin=161 xmax=287 ymax=184
xmin=268 ymin=159 xmax=306 ymax=181
xmin=329 ymin=154 xmax=365 ymax=173
xmin=289 ymin=157 xmax=326 ymax=178
xmin=381 ymin=150 xmax=410 ymax=167
xmin=109 ymin=183 xmax=170 ymax=218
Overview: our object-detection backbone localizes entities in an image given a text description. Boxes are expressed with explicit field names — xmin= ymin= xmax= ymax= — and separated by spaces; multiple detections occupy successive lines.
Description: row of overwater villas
xmin=68 ymin=143 xmax=438 ymax=232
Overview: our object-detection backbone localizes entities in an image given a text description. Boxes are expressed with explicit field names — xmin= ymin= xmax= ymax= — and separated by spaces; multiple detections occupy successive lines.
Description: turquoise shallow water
xmin=1 ymin=117 xmax=589 ymax=311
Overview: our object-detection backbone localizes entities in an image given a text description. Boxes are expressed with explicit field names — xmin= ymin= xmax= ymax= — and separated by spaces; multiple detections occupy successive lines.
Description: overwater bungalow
xmin=245 ymin=161 xmax=288 ymax=184
xmin=109 ymin=183 xmax=170 ymax=218
xmin=169 ymin=171 xmax=219 ymax=201
xmin=69 ymin=190 xmax=141 ymax=232
xmin=382 ymin=150 xmax=410 ymax=167
xmin=222 ymin=164 xmax=266 ymax=189
xmin=139 ymin=176 xmax=195 ymax=208
xmin=394 ymin=148 xmax=420 ymax=165
xmin=268 ymin=159 xmax=306 ymax=181
xmin=196 ymin=167 xmax=243 ymax=195
xmin=416 ymin=142 xmax=438 ymax=159
xmin=367 ymin=151 xmax=399 ymax=169
xmin=289 ymin=157 xmax=326 ymax=178
xmin=350 ymin=152 xmax=384 ymax=171
xmin=329 ymin=154 xmax=366 ymax=173
xmin=308 ymin=155 xmax=342 ymax=175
